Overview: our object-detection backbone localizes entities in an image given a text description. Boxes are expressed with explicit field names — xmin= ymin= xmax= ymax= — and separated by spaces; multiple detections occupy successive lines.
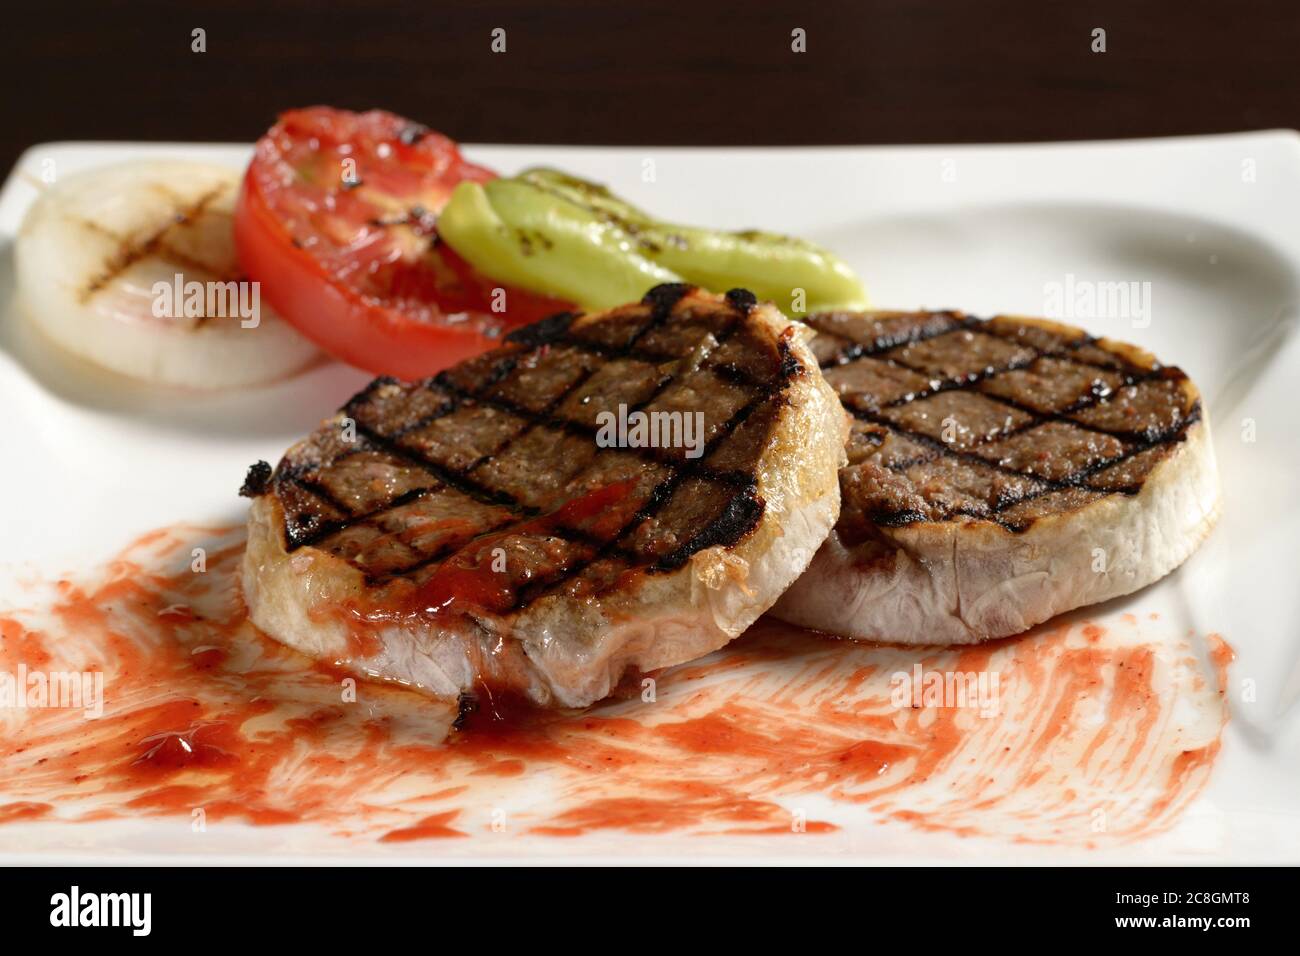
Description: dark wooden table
xmin=4 ymin=0 xmax=1297 ymax=172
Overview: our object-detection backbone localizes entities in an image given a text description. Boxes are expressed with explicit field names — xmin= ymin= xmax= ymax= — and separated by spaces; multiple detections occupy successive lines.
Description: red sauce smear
xmin=0 ymin=525 xmax=1232 ymax=850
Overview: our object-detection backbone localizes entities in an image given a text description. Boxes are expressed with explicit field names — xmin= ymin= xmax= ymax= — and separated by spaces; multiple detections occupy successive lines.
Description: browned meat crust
xmin=807 ymin=310 xmax=1201 ymax=539
xmin=253 ymin=284 xmax=811 ymax=617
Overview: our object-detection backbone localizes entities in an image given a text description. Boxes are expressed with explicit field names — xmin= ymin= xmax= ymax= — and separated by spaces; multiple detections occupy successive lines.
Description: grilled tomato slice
xmin=234 ymin=106 xmax=573 ymax=378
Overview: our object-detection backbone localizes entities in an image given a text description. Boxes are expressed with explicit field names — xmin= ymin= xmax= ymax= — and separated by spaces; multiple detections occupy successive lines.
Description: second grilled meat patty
xmin=241 ymin=285 xmax=847 ymax=708
xmin=773 ymin=309 xmax=1221 ymax=644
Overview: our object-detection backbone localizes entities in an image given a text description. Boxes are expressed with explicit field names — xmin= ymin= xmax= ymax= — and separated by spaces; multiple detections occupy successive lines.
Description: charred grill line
xmin=461 ymin=408 xmax=571 ymax=477
xmin=498 ymin=287 xmax=781 ymax=606
xmin=508 ymin=386 xmax=775 ymax=609
xmin=503 ymin=310 xmax=579 ymax=349
xmin=988 ymin=407 xmax=1201 ymax=529
xmin=972 ymin=371 xmax=1172 ymax=445
xmin=418 ymin=281 xmax=756 ymax=501
xmin=79 ymin=184 xmax=229 ymax=301
xmin=385 ymin=400 xmax=461 ymax=441
xmin=863 ymin=387 xmax=1196 ymax=485
xmin=352 ymin=421 xmax=541 ymax=516
xmin=813 ymin=311 xmax=975 ymax=368
xmin=822 ymin=311 xmax=1200 ymax=533
xmin=437 ymin=380 xmax=758 ymax=487
xmin=340 ymin=377 xmax=462 ymax=445
xmin=873 ymin=355 xmax=1163 ymax=448
xmin=978 ymin=327 xmax=1149 ymax=376
xmin=505 ymin=330 xmax=787 ymax=380
xmin=866 ymin=406 xmax=1199 ymax=531
xmin=291 ymin=482 xmax=446 ymax=553
xmin=654 ymin=483 xmax=764 ymax=571
xmin=298 ymin=415 xmax=637 ymax=584
xmin=340 ymin=322 xmax=554 ymax=458
xmin=289 ymin=473 xmax=368 ymax=523
xmin=359 ymin=511 xmax=526 ymax=586
xmin=288 ymin=287 xmax=785 ymax=596
xmin=648 ymin=386 xmax=780 ymax=571
xmin=820 ymin=313 xmax=1149 ymax=380
xmin=875 ymin=331 xmax=1130 ymax=411
xmin=871 ymin=508 xmax=935 ymax=528
xmin=855 ymin=397 xmax=1200 ymax=532
xmin=879 ymin=350 xmax=1042 ymax=408
xmin=455 ymin=289 xmax=719 ymax=474
xmin=499 ymin=284 xmax=786 ymax=607
xmin=311 ymin=309 xmax=633 ymax=553
xmin=852 ymin=407 xmax=1080 ymax=493
xmin=382 ymin=309 xmax=617 ymax=483
xmin=436 ymin=310 xmax=749 ymax=472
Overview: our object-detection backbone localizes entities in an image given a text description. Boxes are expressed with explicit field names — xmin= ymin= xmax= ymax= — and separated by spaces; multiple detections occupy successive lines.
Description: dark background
xmin=3 ymin=0 xmax=1297 ymax=170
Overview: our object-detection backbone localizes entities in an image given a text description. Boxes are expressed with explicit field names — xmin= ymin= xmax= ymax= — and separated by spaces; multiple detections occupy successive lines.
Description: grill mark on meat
xmin=352 ymin=421 xmax=542 ymax=515
xmin=288 ymin=473 xmax=364 ymax=521
xmin=434 ymin=282 xmax=741 ymax=478
xmin=509 ymin=393 xmax=774 ymax=610
xmin=975 ymin=327 xmax=1150 ymax=377
xmin=986 ymin=405 xmax=1200 ymax=528
xmin=485 ymin=309 xmax=790 ymax=607
xmin=656 ymin=483 xmax=765 ymax=570
xmin=811 ymin=311 xmax=976 ymax=366
xmin=870 ymin=508 xmax=933 ymax=527
xmin=879 ymin=349 xmax=1040 ymax=406
xmin=877 ymin=333 xmax=1114 ymax=408
xmin=430 ymin=378 xmax=758 ymax=484
xmin=265 ymin=285 xmax=802 ymax=610
xmin=365 ymin=517 xmax=555 ymax=587
xmin=974 ymin=375 xmax=1178 ymax=445
xmin=283 ymin=292 xmax=744 ymax=550
xmin=502 ymin=310 xmax=579 ymax=349
xmin=853 ymin=406 xmax=1199 ymax=532
xmin=814 ymin=311 xmax=1199 ymax=533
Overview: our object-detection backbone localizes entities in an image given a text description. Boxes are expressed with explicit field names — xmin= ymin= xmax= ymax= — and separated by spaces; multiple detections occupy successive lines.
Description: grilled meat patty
xmin=241 ymin=285 xmax=847 ymax=708
xmin=772 ymin=310 xmax=1221 ymax=644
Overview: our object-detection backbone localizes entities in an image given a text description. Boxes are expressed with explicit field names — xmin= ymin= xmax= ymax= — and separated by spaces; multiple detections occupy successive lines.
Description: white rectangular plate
xmin=2 ymin=132 xmax=1299 ymax=864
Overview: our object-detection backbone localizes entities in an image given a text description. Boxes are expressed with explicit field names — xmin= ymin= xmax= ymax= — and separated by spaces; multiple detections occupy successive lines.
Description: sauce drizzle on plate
xmin=0 ymin=526 xmax=1231 ymax=850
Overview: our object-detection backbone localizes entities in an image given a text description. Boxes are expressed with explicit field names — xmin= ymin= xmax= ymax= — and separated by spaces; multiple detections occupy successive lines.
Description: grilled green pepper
xmin=436 ymin=167 xmax=868 ymax=315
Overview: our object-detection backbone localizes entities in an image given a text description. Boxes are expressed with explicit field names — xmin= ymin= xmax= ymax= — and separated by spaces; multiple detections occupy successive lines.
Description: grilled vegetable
xmin=437 ymin=168 xmax=869 ymax=316
xmin=434 ymin=177 xmax=678 ymax=311
xmin=16 ymin=160 xmax=318 ymax=388
xmin=234 ymin=107 xmax=573 ymax=379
